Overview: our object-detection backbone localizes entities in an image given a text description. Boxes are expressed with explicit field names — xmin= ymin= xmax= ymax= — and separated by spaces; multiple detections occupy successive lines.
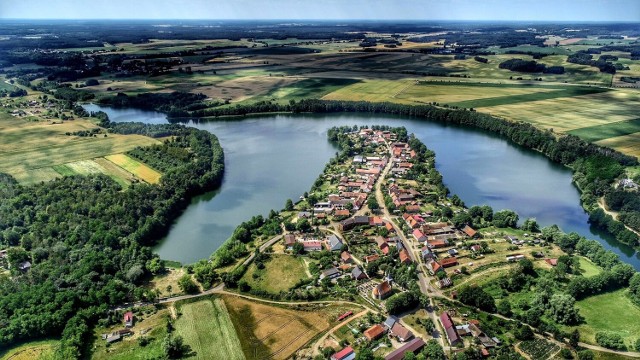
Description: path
xmin=241 ymin=234 xmax=284 ymax=267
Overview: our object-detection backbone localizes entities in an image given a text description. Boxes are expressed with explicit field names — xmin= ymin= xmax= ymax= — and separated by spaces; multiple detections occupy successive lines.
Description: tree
xmin=355 ymin=347 xmax=375 ymax=360
xmin=577 ymin=350 xmax=594 ymax=360
xmin=493 ymin=210 xmax=519 ymax=228
xmin=368 ymin=197 xmax=379 ymax=210
xmin=125 ymin=264 xmax=145 ymax=284
xmin=547 ymin=293 xmax=580 ymax=325
xmin=497 ymin=299 xmax=512 ymax=316
xmin=522 ymin=218 xmax=540 ymax=232
xmin=595 ymin=332 xmax=626 ymax=350
xmin=292 ymin=242 xmax=305 ymax=255
xmin=163 ymin=334 xmax=191 ymax=359
xmin=284 ymin=199 xmax=294 ymax=211
xmin=178 ymin=274 xmax=199 ymax=294
xmin=458 ymin=286 xmax=496 ymax=312
xmin=514 ymin=325 xmax=533 ymax=341
xmin=147 ymin=258 xmax=164 ymax=275
xmin=422 ymin=339 xmax=446 ymax=360
xmin=570 ymin=329 xmax=581 ymax=348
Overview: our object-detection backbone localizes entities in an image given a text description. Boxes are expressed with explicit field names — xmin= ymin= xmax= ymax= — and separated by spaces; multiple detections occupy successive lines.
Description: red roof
xmin=428 ymin=239 xmax=447 ymax=248
xmin=341 ymin=251 xmax=352 ymax=261
xmin=124 ymin=311 xmax=133 ymax=322
xmin=462 ymin=225 xmax=477 ymax=237
xmin=364 ymin=254 xmax=380 ymax=263
xmin=412 ymin=229 xmax=426 ymax=239
xmin=373 ymin=281 xmax=393 ymax=298
xmin=441 ymin=257 xmax=458 ymax=267
xmin=399 ymin=249 xmax=412 ymax=264
xmin=364 ymin=324 xmax=385 ymax=341
xmin=335 ymin=209 xmax=350 ymax=217
xmin=545 ymin=258 xmax=558 ymax=266
xmin=332 ymin=346 xmax=355 ymax=360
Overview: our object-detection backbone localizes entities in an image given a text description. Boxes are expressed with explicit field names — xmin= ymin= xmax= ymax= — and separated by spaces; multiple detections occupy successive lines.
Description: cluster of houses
xmin=439 ymin=310 xmax=499 ymax=354
xmin=102 ymin=312 xmax=134 ymax=344
xmin=389 ymin=142 xmax=417 ymax=177
xmin=363 ymin=315 xmax=415 ymax=343
xmin=284 ymin=233 xmax=344 ymax=252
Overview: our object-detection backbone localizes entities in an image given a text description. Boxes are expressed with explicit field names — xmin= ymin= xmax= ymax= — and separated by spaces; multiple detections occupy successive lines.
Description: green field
xmin=568 ymin=118 xmax=640 ymax=142
xmin=0 ymin=339 xmax=57 ymax=360
xmin=577 ymin=257 xmax=603 ymax=277
xmin=566 ymin=289 xmax=640 ymax=348
xmin=105 ymin=154 xmax=162 ymax=184
xmin=449 ymin=86 xmax=608 ymax=109
xmin=242 ymin=254 xmax=309 ymax=294
xmin=175 ymin=297 xmax=244 ymax=360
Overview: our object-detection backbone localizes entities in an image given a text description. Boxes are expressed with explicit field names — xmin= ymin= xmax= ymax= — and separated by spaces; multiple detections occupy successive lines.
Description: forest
xmin=0 ymin=116 xmax=224 ymax=358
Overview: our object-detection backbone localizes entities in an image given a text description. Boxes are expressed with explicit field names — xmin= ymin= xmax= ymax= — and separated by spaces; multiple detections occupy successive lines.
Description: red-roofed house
xmin=124 ymin=312 xmax=134 ymax=328
xmin=399 ymin=249 xmax=412 ymax=265
xmin=412 ymin=229 xmax=427 ymax=242
xmin=428 ymin=239 xmax=448 ymax=249
xmin=545 ymin=258 xmax=558 ymax=266
xmin=372 ymin=281 xmax=393 ymax=300
xmin=331 ymin=346 xmax=355 ymax=360
xmin=364 ymin=324 xmax=385 ymax=341
xmin=440 ymin=312 xmax=461 ymax=346
xmin=462 ymin=225 xmax=478 ymax=238
xmin=364 ymin=254 xmax=380 ymax=264
xmin=441 ymin=257 xmax=458 ymax=268
xmin=341 ymin=251 xmax=353 ymax=263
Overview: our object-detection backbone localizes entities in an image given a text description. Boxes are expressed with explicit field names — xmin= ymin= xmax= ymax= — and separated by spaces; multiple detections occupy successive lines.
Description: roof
xmin=399 ymin=249 xmax=412 ymax=264
xmin=341 ymin=251 xmax=352 ymax=261
xmin=335 ymin=209 xmax=350 ymax=217
xmin=412 ymin=229 xmax=426 ymax=239
xmin=284 ymin=234 xmax=296 ymax=245
xmin=440 ymin=312 xmax=454 ymax=329
xmin=328 ymin=235 xmax=343 ymax=248
xmin=351 ymin=266 xmax=366 ymax=280
xmin=384 ymin=338 xmax=426 ymax=360
xmin=364 ymin=324 xmax=385 ymax=340
xmin=384 ymin=315 xmax=399 ymax=329
xmin=364 ymin=254 xmax=380 ymax=263
xmin=332 ymin=346 xmax=355 ymax=360
xmin=462 ymin=225 xmax=477 ymax=237
xmin=322 ymin=267 xmax=340 ymax=278
xmin=391 ymin=322 xmax=413 ymax=340
xmin=373 ymin=281 xmax=392 ymax=297
xmin=124 ymin=312 xmax=133 ymax=321
xmin=441 ymin=257 xmax=458 ymax=267
xmin=545 ymin=258 xmax=558 ymax=266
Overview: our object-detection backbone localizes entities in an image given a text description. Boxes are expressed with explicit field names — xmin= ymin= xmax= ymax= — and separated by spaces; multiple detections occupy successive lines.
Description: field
xmin=223 ymin=294 xmax=355 ymax=360
xmin=241 ymin=254 xmax=310 ymax=294
xmin=174 ymin=297 xmax=244 ymax=360
xmin=105 ymin=154 xmax=162 ymax=184
xmin=146 ymin=267 xmax=188 ymax=298
xmin=518 ymin=339 xmax=560 ymax=360
xmin=577 ymin=257 xmax=603 ymax=277
xmin=0 ymin=340 xmax=57 ymax=360
xmin=0 ymin=112 xmax=160 ymax=184
xmin=565 ymin=289 xmax=640 ymax=348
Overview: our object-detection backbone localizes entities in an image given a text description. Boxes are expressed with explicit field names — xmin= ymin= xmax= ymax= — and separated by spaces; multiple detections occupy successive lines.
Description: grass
xmin=105 ymin=154 xmax=161 ymax=184
xmin=565 ymin=289 xmax=640 ymax=348
xmin=323 ymin=79 xmax=415 ymax=102
xmin=223 ymin=294 xmax=352 ymax=360
xmin=146 ymin=268 xmax=187 ymax=298
xmin=174 ymin=297 xmax=244 ymax=360
xmin=0 ymin=339 xmax=57 ymax=360
xmin=568 ymin=118 xmax=640 ymax=142
xmin=241 ymin=255 xmax=309 ymax=294
xmin=448 ymin=86 xmax=608 ymax=109
xmin=577 ymin=257 xmax=603 ymax=277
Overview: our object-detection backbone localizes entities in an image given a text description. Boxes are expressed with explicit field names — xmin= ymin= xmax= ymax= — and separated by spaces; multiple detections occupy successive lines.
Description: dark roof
xmin=351 ymin=266 xmax=366 ymax=279
xmin=384 ymin=338 xmax=426 ymax=360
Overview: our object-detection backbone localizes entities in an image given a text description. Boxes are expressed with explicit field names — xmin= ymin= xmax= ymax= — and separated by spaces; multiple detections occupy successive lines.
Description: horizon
xmin=1 ymin=0 xmax=639 ymax=22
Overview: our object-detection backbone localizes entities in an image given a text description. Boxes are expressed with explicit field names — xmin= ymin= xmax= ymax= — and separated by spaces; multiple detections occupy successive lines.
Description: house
xmin=440 ymin=312 xmax=462 ymax=346
xmin=106 ymin=333 xmax=121 ymax=344
xmin=506 ymin=254 xmax=525 ymax=262
xmin=412 ymin=229 xmax=427 ymax=242
xmin=303 ymin=241 xmax=324 ymax=252
xmin=405 ymin=205 xmax=421 ymax=213
xmin=375 ymin=237 xmax=390 ymax=255
xmin=440 ymin=257 xmax=458 ymax=268
xmin=298 ymin=211 xmax=312 ymax=218
xmin=326 ymin=235 xmax=344 ymax=251
xmin=385 ymin=222 xmax=395 ymax=232
xmin=284 ymin=234 xmax=297 ymax=249
xmin=421 ymin=246 xmax=435 ymax=261
xmin=341 ymin=251 xmax=353 ymax=263
xmin=370 ymin=216 xmax=384 ymax=227
xmin=470 ymin=245 xmax=482 ymax=253
xmin=438 ymin=277 xmax=453 ymax=288
xmin=372 ymin=280 xmax=393 ymax=300
xmin=427 ymin=239 xmax=448 ymax=249
xmin=399 ymin=249 xmax=412 ymax=264
xmin=462 ymin=225 xmax=478 ymax=238
xmin=545 ymin=258 xmax=558 ymax=266
xmin=426 ymin=260 xmax=443 ymax=275
xmin=383 ymin=315 xmax=399 ymax=330
xmin=384 ymin=338 xmax=426 ymax=360
xmin=390 ymin=322 xmax=414 ymax=342
xmin=320 ymin=267 xmax=341 ymax=280
xmin=18 ymin=261 xmax=31 ymax=272
xmin=331 ymin=346 xmax=356 ymax=360
xmin=364 ymin=254 xmax=380 ymax=264
xmin=334 ymin=209 xmax=350 ymax=217
xmin=363 ymin=324 xmax=385 ymax=341
xmin=353 ymin=155 xmax=366 ymax=163
xmin=351 ymin=266 xmax=368 ymax=280
xmin=124 ymin=311 xmax=134 ymax=327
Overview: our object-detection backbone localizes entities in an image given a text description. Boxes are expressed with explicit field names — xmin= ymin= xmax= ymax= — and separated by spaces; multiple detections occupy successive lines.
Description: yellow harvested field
xmin=597 ymin=133 xmax=640 ymax=159
xmin=482 ymin=91 xmax=640 ymax=132
xmin=224 ymin=295 xmax=352 ymax=360
xmin=1 ymin=340 xmax=57 ymax=360
xmin=93 ymin=157 xmax=135 ymax=186
xmin=105 ymin=154 xmax=162 ymax=184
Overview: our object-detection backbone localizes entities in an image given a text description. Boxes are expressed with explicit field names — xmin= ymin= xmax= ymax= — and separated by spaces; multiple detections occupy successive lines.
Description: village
xmin=243 ymin=126 xmax=565 ymax=359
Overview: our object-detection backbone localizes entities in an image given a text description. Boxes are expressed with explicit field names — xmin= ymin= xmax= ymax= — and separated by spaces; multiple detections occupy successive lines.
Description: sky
xmin=1 ymin=0 xmax=639 ymax=22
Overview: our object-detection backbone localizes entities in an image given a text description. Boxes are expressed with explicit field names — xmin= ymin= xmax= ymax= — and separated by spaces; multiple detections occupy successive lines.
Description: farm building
xmin=284 ymin=234 xmax=296 ymax=249
xmin=462 ymin=225 xmax=478 ymax=238
xmin=320 ymin=267 xmax=341 ymax=280
xmin=331 ymin=346 xmax=355 ymax=360
xmin=440 ymin=312 xmax=462 ymax=346
xmin=363 ymin=324 xmax=385 ymax=341
xmin=440 ymin=257 xmax=458 ymax=268
xmin=351 ymin=266 xmax=368 ymax=280
xmin=390 ymin=322 xmax=414 ymax=342
xmin=384 ymin=338 xmax=426 ymax=360
xmin=124 ymin=311 xmax=134 ymax=327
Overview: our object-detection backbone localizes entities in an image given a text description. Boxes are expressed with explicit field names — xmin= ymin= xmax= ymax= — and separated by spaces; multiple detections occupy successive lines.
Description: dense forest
xmin=0 ymin=116 xmax=224 ymax=358
xmin=498 ymin=58 xmax=565 ymax=74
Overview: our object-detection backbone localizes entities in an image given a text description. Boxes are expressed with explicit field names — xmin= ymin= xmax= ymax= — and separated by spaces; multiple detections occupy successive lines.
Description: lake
xmin=84 ymin=104 xmax=640 ymax=268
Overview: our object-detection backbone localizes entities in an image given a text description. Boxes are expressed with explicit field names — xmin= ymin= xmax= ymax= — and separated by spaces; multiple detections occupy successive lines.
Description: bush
xmin=177 ymin=274 xmax=199 ymax=294
xmin=595 ymin=332 xmax=626 ymax=350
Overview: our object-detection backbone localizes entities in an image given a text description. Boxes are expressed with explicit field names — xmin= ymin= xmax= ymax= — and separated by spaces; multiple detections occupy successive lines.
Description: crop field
xmin=174 ymin=297 xmax=244 ymax=360
xmin=566 ymin=289 xmax=640 ymax=348
xmin=224 ymin=295 xmax=353 ymax=360
xmin=105 ymin=154 xmax=161 ymax=184
xmin=323 ymin=79 xmax=414 ymax=102
xmin=0 ymin=340 xmax=57 ymax=360
xmin=0 ymin=115 xmax=159 ymax=184
xmin=568 ymin=118 xmax=640 ymax=142
xmin=242 ymin=254 xmax=310 ymax=294
xmin=518 ymin=339 xmax=560 ymax=360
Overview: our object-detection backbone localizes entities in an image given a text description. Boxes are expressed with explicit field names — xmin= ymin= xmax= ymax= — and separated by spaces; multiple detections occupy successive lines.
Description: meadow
xmin=175 ymin=297 xmax=244 ymax=360
xmin=0 ymin=340 xmax=57 ymax=360
xmin=105 ymin=154 xmax=162 ymax=184
xmin=241 ymin=254 xmax=310 ymax=294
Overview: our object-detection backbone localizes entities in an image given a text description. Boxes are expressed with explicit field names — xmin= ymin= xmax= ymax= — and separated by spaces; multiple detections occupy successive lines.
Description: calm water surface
xmin=84 ymin=104 xmax=640 ymax=268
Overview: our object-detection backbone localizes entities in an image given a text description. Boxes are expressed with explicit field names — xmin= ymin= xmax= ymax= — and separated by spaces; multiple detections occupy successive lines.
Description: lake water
xmin=84 ymin=104 xmax=640 ymax=268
